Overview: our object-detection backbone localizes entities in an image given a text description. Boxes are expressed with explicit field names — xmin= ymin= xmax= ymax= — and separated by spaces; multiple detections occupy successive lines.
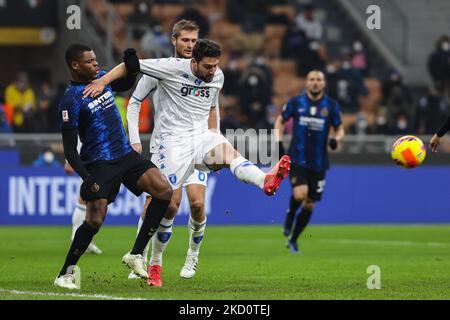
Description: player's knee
xmin=165 ymin=200 xmax=179 ymax=219
xmin=293 ymin=193 xmax=305 ymax=203
xmin=87 ymin=201 xmax=107 ymax=229
xmin=303 ymin=200 xmax=315 ymax=211
xmin=86 ymin=213 xmax=105 ymax=229
xmin=293 ymin=187 xmax=307 ymax=202
xmin=87 ymin=216 xmax=104 ymax=229
xmin=153 ymin=184 xmax=173 ymax=202
xmin=190 ymin=199 xmax=204 ymax=216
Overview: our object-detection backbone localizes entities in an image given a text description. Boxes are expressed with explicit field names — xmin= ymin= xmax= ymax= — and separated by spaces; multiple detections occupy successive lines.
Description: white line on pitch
xmin=317 ymin=239 xmax=450 ymax=248
xmin=0 ymin=288 xmax=149 ymax=300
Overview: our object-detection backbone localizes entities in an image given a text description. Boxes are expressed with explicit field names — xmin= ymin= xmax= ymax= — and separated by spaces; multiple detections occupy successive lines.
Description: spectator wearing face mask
xmin=295 ymin=3 xmax=323 ymax=42
xmin=32 ymin=147 xmax=61 ymax=167
xmin=415 ymin=84 xmax=449 ymax=135
xmin=128 ymin=0 xmax=156 ymax=41
xmin=382 ymin=70 xmax=413 ymax=134
xmin=427 ymin=35 xmax=450 ymax=92
xmin=351 ymin=40 xmax=370 ymax=77
xmin=325 ymin=54 xmax=367 ymax=114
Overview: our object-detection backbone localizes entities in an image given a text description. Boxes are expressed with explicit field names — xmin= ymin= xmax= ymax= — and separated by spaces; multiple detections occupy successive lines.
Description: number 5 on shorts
xmin=316 ymin=180 xmax=325 ymax=194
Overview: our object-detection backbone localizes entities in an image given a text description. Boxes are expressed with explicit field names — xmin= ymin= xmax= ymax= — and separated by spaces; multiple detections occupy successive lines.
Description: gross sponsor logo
xmin=180 ymin=83 xmax=210 ymax=98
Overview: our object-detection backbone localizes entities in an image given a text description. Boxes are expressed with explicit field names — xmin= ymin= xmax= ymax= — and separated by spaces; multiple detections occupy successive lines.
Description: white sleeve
xmin=77 ymin=136 xmax=82 ymax=153
xmin=139 ymin=58 xmax=178 ymax=81
xmin=127 ymin=75 xmax=158 ymax=145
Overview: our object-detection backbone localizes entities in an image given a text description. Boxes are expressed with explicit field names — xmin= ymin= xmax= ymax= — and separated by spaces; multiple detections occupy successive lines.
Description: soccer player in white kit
xmin=84 ymin=39 xmax=291 ymax=277
xmin=126 ymin=20 xmax=216 ymax=285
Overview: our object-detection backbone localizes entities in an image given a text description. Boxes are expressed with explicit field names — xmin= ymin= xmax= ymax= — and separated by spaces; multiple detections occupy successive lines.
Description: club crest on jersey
xmin=310 ymin=106 xmax=317 ymax=116
xmin=168 ymin=174 xmax=177 ymax=185
xmin=320 ymin=108 xmax=329 ymax=117
xmin=62 ymin=110 xmax=69 ymax=122
xmin=194 ymin=78 xmax=202 ymax=86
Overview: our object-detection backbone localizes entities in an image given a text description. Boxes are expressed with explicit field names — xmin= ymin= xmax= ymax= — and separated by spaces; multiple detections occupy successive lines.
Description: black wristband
xmin=436 ymin=116 xmax=450 ymax=137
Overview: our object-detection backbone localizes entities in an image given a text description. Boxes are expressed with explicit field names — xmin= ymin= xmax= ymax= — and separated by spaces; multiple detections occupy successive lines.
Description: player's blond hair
xmin=172 ymin=19 xmax=199 ymax=38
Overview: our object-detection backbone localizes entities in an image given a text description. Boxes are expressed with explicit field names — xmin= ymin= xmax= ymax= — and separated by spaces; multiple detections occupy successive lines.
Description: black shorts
xmin=289 ymin=164 xmax=326 ymax=202
xmin=81 ymin=151 xmax=156 ymax=204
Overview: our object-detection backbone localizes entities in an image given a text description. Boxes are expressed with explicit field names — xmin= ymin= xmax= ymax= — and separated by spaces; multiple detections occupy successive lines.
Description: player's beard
xmin=176 ymin=48 xmax=190 ymax=59
xmin=193 ymin=67 xmax=212 ymax=83
xmin=309 ymin=89 xmax=323 ymax=98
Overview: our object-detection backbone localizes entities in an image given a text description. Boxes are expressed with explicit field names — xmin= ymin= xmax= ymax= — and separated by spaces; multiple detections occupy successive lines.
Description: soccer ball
xmin=391 ymin=135 xmax=426 ymax=168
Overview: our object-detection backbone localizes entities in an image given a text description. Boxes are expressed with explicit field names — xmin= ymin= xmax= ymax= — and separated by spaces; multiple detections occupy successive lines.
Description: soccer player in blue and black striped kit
xmin=275 ymin=70 xmax=345 ymax=253
xmin=54 ymin=44 xmax=173 ymax=289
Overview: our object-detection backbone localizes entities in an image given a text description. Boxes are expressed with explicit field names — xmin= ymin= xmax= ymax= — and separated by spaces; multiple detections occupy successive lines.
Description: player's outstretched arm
xmin=431 ymin=116 xmax=450 ymax=153
xmin=127 ymin=96 xmax=142 ymax=153
xmin=110 ymin=49 xmax=140 ymax=92
xmin=83 ymin=63 xmax=127 ymax=98
xmin=84 ymin=49 xmax=140 ymax=97
xmin=430 ymin=134 xmax=443 ymax=153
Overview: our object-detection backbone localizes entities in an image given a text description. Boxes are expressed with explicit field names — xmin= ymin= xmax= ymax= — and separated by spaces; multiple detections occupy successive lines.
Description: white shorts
xmin=152 ymin=130 xmax=231 ymax=189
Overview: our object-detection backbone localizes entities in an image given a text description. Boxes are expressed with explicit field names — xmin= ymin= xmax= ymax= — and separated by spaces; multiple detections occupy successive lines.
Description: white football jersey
xmin=127 ymin=74 xmax=160 ymax=152
xmin=139 ymin=58 xmax=223 ymax=140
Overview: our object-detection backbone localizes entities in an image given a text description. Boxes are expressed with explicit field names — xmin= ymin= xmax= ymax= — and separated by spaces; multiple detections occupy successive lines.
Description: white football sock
xmin=71 ymin=203 xmax=86 ymax=241
xmin=230 ymin=156 xmax=266 ymax=188
xmin=187 ymin=217 xmax=206 ymax=257
xmin=135 ymin=217 xmax=150 ymax=265
xmin=149 ymin=217 xmax=174 ymax=266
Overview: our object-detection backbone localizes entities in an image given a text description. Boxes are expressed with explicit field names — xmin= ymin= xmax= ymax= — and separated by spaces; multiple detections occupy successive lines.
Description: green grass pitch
xmin=0 ymin=225 xmax=449 ymax=300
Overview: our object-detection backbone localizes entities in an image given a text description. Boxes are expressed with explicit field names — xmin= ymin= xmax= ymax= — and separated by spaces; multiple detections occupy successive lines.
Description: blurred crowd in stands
xmin=1 ymin=0 xmax=449 ymax=137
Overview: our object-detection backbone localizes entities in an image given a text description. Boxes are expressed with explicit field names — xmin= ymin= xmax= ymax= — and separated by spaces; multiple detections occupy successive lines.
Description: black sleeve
xmin=436 ymin=116 xmax=450 ymax=137
xmin=110 ymin=73 xmax=138 ymax=92
xmin=62 ymin=128 xmax=90 ymax=180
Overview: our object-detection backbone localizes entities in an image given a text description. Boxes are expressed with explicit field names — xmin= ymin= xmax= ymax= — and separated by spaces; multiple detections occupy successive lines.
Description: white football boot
xmin=54 ymin=274 xmax=79 ymax=290
xmin=122 ymin=252 xmax=148 ymax=279
xmin=180 ymin=255 xmax=198 ymax=279
xmin=85 ymin=242 xmax=103 ymax=255
xmin=128 ymin=271 xmax=141 ymax=279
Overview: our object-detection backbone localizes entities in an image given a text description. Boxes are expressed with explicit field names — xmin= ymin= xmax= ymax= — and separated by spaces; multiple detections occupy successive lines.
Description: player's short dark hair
xmin=65 ymin=44 xmax=92 ymax=69
xmin=307 ymin=69 xmax=326 ymax=79
xmin=172 ymin=19 xmax=199 ymax=38
xmin=192 ymin=39 xmax=221 ymax=62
